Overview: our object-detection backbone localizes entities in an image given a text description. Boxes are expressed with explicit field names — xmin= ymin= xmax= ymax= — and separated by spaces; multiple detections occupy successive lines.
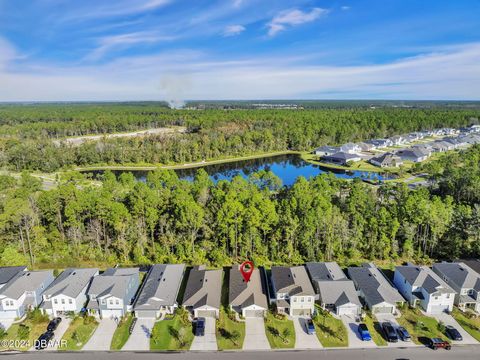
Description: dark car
xmin=382 ymin=321 xmax=398 ymax=342
xmin=47 ymin=317 xmax=62 ymax=332
xmin=35 ymin=331 xmax=54 ymax=350
xmin=445 ymin=325 xmax=463 ymax=341
xmin=428 ymin=337 xmax=451 ymax=350
xmin=195 ymin=317 xmax=205 ymax=336
xmin=305 ymin=319 xmax=315 ymax=335
xmin=357 ymin=323 xmax=372 ymax=341
xmin=396 ymin=326 xmax=411 ymax=341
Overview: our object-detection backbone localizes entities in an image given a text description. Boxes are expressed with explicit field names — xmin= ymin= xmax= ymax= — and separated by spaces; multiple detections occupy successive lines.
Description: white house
xmin=41 ymin=268 xmax=99 ymax=317
xmin=393 ymin=264 xmax=455 ymax=314
xmin=340 ymin=143 xmax=361 ymax=154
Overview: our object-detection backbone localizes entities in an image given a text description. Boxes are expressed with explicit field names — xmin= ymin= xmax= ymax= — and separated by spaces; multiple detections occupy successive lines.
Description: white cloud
xmin=223 ymin=25 xmax=246 ymax=37
xmin=267 ymin=8 xmax=328 ymax=36
xmin=233 ymin=0 xmax=243 ymax=7
xmin=341 ymin=6 xmax=351 ymax=11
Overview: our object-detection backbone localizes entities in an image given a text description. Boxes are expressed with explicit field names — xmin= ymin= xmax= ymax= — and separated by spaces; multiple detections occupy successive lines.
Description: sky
xmin=0 ymin=0 xmax=480 ymax=102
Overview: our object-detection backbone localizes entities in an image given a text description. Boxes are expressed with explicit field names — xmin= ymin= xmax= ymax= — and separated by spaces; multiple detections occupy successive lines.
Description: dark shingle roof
xmin=87 ymin=267 xmax=138 ymax=299
xmin=317 ymin=280 xmax=361 ymax=307
xmin=433 ymin=262 xmax=480 ymax=290
xmin=229 ymin=265 xmax=268 ymax=310
xmin=182 ymin=265 xmax=222 ymax=310
xmin=306 ymin=262 xmax=347 ymax=282
xmin=0 ymin=266 xmax=27 ymax=285
xmin=396 ymin=265 xmax=455 ymax=295
xmin=271 ymin=266 xmax=315 ymax=296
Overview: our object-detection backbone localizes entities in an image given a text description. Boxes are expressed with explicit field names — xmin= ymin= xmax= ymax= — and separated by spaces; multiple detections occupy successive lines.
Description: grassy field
xmin=110 ymin=314 xmax=133 ymax=350
xmin=396 ymin=307 xmax=446 ymax=344
xmin=363 ymin=313 xmax=387 ymax=346
xmin=451 ymin=308 xmax=480 ymax=342
xmin=150 ymin=313 xmax=194 ymax=350
xmin=59 ymin=316 xmax=98 ymax=350
xmin=313 ymin=308 xmax=348 ymax=347
xmin=216 ymin=309 xmax=245 ymax=350
xmin=0 ymin=314 xmax=49 ymax=351
xmin=264 ymin=312 xmax=295 ymax=349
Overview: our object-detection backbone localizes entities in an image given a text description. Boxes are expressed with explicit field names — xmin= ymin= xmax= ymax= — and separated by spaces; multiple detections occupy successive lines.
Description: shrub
xmin=26 ymin=308 xmax=49 ymax=324
xmin=437 ymin=320 xmax=446 ymax=333
xmin=17 ymin=324 xmax=30 ymax=340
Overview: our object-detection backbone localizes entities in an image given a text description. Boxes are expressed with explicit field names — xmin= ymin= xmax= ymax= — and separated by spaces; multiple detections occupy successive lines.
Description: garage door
xmin=244 ymin=310 xmax=265 ymax=318
xmin=337 ymin=306 xmax=358 ymax=316
xmin=291 ymin=309 xmax=311 ymax=316
xmin=373 ymin=306 xmax=393 ymax=314
xmin=429 ymin=305 xmax=448 ymax=314
xmin=101 ymin=309 xmax=124 ymax=318
xmin=136 ymin=310 xmax=158 ymax=319
xmin=0 ymin=310 xmax=17 ymax=319
xmin=196 ymin=310 xmax=217 ymax=318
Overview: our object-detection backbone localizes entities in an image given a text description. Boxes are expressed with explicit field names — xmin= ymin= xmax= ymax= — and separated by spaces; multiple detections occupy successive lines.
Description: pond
xmin=85 ymin=154 xmax=389 ymax=186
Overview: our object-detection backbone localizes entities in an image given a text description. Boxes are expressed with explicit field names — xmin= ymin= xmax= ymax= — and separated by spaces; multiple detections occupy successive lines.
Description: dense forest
xmin=0 ymin=145 xmax=478 ymax=268
xmin=0 ymin=103 xmax=479 ymax=172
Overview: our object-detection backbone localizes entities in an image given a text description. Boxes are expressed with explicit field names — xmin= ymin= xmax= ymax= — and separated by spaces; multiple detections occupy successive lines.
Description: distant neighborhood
xmin=313 ymin=124 xmax=480 ymax=167
xmin=0 ymin=259 xmax=479 ymax=351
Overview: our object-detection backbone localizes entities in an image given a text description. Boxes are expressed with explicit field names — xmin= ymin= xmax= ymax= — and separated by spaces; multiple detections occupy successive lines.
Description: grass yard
xmin=363 ymin=313 xmax=387 ymax=346
xmin=0 ymin=311 xmax=49 ymax=351
xmin=451 ymin=308 xmax=480 ymax=342
xmin=216 ymin=308 xmax=246 ymax=350
xmin=313 ymin=308 xmax=348 ymax=347
xmin=110 ymin=314 xmax=134 ymax=350
xmin=150 ymin=311 xmax=194 ymax=350
xmin=396 ymin=307 xmax=446 ymax=344
xmin=59 ymin=315 xmax=98 ymax=350
xmin=264 ymin=312 xmax=295 ymax=349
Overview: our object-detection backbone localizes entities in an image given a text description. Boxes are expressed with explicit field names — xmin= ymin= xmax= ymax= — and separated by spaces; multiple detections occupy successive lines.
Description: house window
xmin=434 ymin=296 xmax=438 ymax=300
xmin=293 ymin=298 xmax=297 ymax=302
xmin=101 ymin=299 xmax=106 ymax=305
xmin=69 ymin=299 xmax=73 ymax=304
xmin=115 ymin=299 xmax=119 ymax=305
xmin=301 ymin=298 xmax=304 ymax=302
xmin=109 ymin=300 xmax=113 ymax=305
xmin=446 ymin=294 xmax=450 ymax=299
xmin=61 ymin=299 xmax=65 ymax=304
xmin=54 ymin=299 xmax=58 ymax=304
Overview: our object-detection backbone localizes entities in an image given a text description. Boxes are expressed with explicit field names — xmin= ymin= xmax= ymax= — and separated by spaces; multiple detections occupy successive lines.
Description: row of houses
xmin=1 ymin=260 xmax=479 ymax=324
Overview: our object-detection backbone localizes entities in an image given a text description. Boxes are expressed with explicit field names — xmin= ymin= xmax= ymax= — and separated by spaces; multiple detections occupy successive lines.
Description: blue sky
xmin=0 ymin=0 xmax=479 ymax=101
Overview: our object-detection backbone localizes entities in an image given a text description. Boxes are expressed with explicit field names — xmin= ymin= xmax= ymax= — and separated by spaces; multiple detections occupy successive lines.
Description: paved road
xmin=243 ymin=317 xmax=270 ymax=350
xmin=83 ymin=319 xmax=117 ymax=351
xmin=2 ymin=346 xmax=480 ymax=360
xmin=190 ymin=317 xmax=217 ymax=350
xmin=292 ymin=317 xmax=322 ymax=349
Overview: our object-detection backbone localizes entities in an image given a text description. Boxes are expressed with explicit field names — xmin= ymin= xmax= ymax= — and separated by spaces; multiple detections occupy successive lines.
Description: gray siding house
xmin=87 ymin=268 xmax=140 ymax=319
xmin=0 ymin=270 xmax=54 ymax=320
xmin=182 ymin=265 xmax=222 ymax=318
xmin=229 ymin=265 xmax=268 ymax=318
xmin=0 ymin=266 xmax=27 ymax=290
xmin=133 ymin=264 xmax=185 ymax=319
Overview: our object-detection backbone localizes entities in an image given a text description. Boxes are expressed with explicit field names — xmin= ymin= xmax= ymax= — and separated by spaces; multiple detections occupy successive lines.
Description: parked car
xmin=382 ymin=322 xmax=398 ymax=342
xmin=35 ymin=331 xmax=54 ymax=350
xmin=195 ymin=317 xmax=205 ymax=336
xmin=305 ymin=319 xmax=315 ymax=335
xmin=396 ymin=326 xmax=411 ymax=341
xmin=357 ymin=323 xmax=372 ymax=341
xmin=445 ymin=325 xmax=463 ymax=341
xmin=428 ymin=337 xmax=451 ymax=350
xmin=47 ymin=317 xmax=62 ymax=332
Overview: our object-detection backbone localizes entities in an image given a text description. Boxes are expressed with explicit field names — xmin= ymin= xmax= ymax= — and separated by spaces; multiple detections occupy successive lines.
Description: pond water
xmin=86 ymin=154 xmax=389 ymax=186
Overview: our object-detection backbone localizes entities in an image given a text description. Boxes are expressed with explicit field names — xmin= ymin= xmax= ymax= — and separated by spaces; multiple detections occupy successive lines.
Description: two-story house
xmin=0 ymin=266 xmax=27 ymax=289
xmin=432 ymin=262 xmax=480 ymax=313
xmin=0 ymin=270 xmax=54 ymax=320
xmin=86 ymin=268 xmax=140 ymax=319
xmin=133 ymin=264 xmax=185 ymax=319
xmin=41 ymin=268 xmax=99 ymax=317
xmin=394 ymin=264 xmax=455 ymax=314
xmin=270 ymin=266 xmax=315 ymax=316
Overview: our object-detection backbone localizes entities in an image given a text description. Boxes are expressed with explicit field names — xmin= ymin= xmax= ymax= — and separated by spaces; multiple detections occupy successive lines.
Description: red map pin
xmin=240 ymin=261 xmax=254 ymax=282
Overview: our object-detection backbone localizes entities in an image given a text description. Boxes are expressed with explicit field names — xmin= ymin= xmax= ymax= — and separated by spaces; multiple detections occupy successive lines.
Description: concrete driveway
xmin=340 ymin=314 xmax=377 ymax=348
xmin=122 ymin=318 xmax=156 ymax=351
xmin=292 ymin=316 xmax=322 ymax=349
xmin=243 ymin=317 xmax=270 ymax=350
xmin=83 ymin=318 xmax=118 ymax=350
xmin=375 ymin=313 xmax=417 ymax=348
xmin=42 ymin=317 xmax=72 ymax=351
xmin=430 ymin=312 xmax=478 ymax=345
xmin=0 ymin=319 xmax=14 ymax=331
xmin=190 ymin=317 xmax=217 ymax=351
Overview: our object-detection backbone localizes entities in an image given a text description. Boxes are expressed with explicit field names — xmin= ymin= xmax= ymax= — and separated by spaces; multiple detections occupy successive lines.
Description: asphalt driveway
xmin=243 ymin=317 xmax=270 ymax=350
xmin=340 ymin=314 xmax=377 ymax=348
xmin=190 ymin=317 xmax=217 ymax=351
xmin=292 ymin=316 xmax=322 ymax=349
xmin=122 ymin=318 xmax=156 ymax=351
xmin=430 ymin=312 xmax=478 ymax=345
xmin=83 ymin=318 xmax=118 ymax=350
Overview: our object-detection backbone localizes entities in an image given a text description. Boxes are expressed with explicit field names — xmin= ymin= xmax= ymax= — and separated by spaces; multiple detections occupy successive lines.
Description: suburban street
xmin=2 ymin=346 xmax=480 ymax=360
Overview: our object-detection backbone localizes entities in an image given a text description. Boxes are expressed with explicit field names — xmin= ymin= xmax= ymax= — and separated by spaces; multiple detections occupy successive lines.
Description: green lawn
xmin=264 ymin=312 xmax=295 ymax=349
xmin=0 ymin=311 xmax=49 ymax=351
xmin=150 ymin=311 xmax=194 ymax=350
xmin=396 ymin=307 xmax=446 ymax=344
xmin=110 ymin=314 xmax=134 ymax=350
xmin=216 ymin=308 xmax=245 ymax=350
xmin=363 ymin=313 xmax=387 ymax=346
xmin=59 ymin=316 xmax=99 ymax=350
xmin=451 ymin=308 xmax=480 ymax=342
xmin=313 ymin=307 xmax=348 ymax=347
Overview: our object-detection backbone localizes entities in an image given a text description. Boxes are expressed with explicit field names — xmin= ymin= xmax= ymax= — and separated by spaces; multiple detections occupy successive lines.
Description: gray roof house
xmin=0 ymin=266 xmax=27 ymax=289
xmin=41 ymin=268 xmax=99 ymax=317
xmin=348 ymin=263 xmax=404 ymax=314
xmin=133 ymin=264 xmax=185 ymax=318
xmin=270 ymin=266 xmax=315 ymax=316
xmin=357 ymin=142 xmax=376 ymax=151
xmin=369 ymin=153 xmax=403 ymax=168
xmin=433 ymin=262 xmax=480 ymax=313
xmin=0 ymin=270 xmax=54 ymax=320
xmin=314 ymin=146 xmax=340 ymax=157
xmin=366 ymin=139 xmax=393 ymax=148
xmin=229 ymin=265 xmax=268 ymax=318
xmin=396 ymin=148 xmax=429 ymax=162
xmin=340 ymin=143 xmax=361 ymax=154
xmin=431 ymin=140 xmax=455 ymax=152
xmin=321 ymin=152 xmax=362 ymax=166
xmin=182 ymin=265 xmax=222 ymax=318
xmin=393 ymin=264 xmax=455 ymax=314
xmin=86 ymin=268 xmax=140 ymax=319
xmin=306 ymin=262 xmax=361 ymax=316
xmin=389 ymin=135 xmax=407 ymax=146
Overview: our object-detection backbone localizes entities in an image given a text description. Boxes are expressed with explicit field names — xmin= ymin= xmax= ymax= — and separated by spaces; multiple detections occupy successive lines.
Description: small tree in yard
xmin=282 ymin=328 xmax=291 ymax=344
xmin=230 ymin=330 xmax=240 ymax=346
xmin=177 ymin=327 xmax=188 ymax=348
xmin=17 ymin=324 xmax=30 ymax=340
xmin=437 ymin=320 xmax=446 ymax=333
xmin=268 ymin=326 xmax=279 ymax=338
